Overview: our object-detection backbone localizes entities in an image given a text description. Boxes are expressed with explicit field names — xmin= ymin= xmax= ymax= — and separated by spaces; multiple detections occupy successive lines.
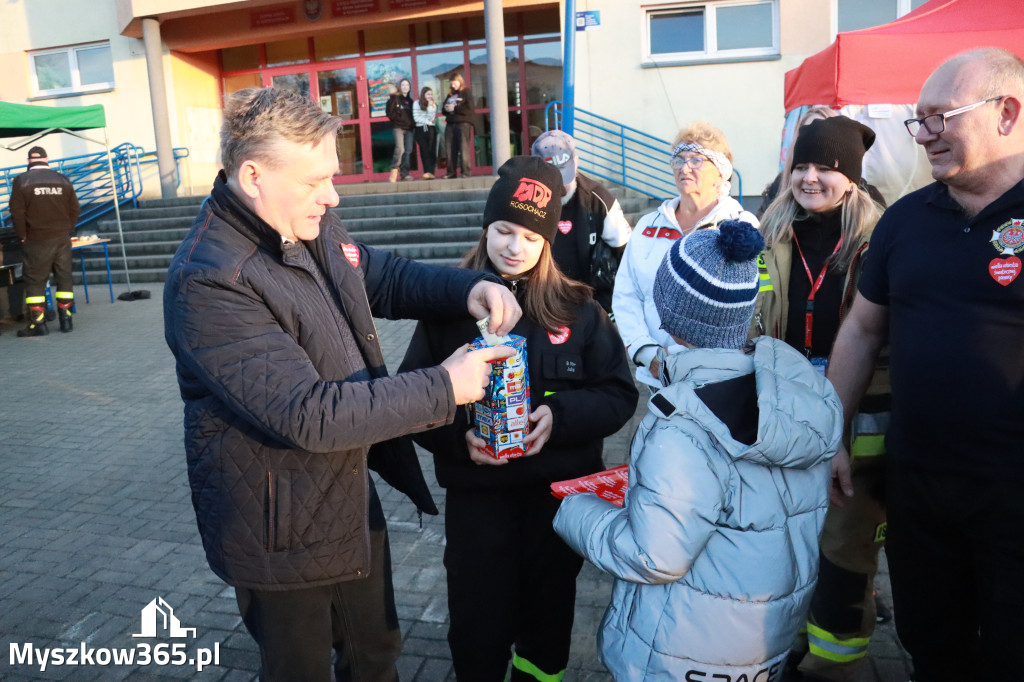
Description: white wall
xmin=570 ymin=0 xmax=830 ymax=199
xmin=0 ymin=0 xmax=196 ymax=198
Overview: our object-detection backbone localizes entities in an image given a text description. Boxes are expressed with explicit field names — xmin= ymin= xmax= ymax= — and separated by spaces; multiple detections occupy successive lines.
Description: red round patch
xmin=547 ymin=326 xmax=571 ymax=344
xmin=558 ymin=220 xmax=573 ymax=235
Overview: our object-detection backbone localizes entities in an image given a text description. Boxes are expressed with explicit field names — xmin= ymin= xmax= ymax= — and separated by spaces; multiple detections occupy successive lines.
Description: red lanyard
xmin=792 ymin=233 xmax=843 ymax=355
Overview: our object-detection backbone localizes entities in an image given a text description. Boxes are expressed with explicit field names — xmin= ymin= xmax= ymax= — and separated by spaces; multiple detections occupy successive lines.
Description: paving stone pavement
xmin=0 ymin=281 xmax=913 ymax=681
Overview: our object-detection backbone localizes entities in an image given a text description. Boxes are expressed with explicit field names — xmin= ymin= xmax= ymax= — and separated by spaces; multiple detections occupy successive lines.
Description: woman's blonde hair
xmin=672 ymin=121 xmax=733 ymax=162
xmin=760 ymin=183 xmax=881 ymax=271
xmin=461 ymin=229 xmax=592 ymax=332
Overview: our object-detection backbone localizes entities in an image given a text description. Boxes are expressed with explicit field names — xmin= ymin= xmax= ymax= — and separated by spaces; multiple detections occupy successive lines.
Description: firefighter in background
xmin=10 ymin=146 xmax=80 ymax=336
xmin=531 ymin=130 xmax=632 ymax=318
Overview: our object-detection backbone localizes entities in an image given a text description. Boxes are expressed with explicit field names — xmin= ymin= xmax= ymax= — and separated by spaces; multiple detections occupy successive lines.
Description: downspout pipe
xmin=562 ymin=0 xmax=576 ymax=135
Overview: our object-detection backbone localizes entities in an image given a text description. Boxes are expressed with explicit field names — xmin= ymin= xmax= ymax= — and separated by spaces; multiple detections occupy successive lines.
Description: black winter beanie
xmin=791 ymin=116 xmax=875 ymax=184
xmin=483 ymin=156 xmax=565 ymax=243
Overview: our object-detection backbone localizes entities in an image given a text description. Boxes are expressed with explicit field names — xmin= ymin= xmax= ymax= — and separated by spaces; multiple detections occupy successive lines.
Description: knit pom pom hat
xmin=653 ymin=220 xmax=764 ymax=349
xmin=791 ymin=116 xmax=875 ymax=184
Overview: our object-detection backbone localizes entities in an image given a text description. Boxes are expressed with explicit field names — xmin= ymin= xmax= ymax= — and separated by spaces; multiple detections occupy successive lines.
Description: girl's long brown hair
xmin=461 ymin=228 xmax=593 ymax=333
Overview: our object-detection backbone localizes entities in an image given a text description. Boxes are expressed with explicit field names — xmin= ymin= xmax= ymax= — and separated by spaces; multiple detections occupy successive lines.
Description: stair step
xmin=85 ymin=172 xmax=651 ymax=285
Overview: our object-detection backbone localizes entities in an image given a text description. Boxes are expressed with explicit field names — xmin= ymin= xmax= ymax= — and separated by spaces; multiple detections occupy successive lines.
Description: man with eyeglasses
xmin=825 ymin=48 xmax=1024 ymax=682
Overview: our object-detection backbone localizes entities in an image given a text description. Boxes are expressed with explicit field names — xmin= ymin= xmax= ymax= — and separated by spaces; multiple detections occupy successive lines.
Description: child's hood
xmin=656 ymin=337 xmax=842 ymax=470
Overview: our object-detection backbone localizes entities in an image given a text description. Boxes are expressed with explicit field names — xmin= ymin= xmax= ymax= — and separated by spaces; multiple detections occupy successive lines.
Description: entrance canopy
xmin=784 ymin=0 xmax=1024 ymax=111
xmin=0 ymin=101 xmax=106 ymax=140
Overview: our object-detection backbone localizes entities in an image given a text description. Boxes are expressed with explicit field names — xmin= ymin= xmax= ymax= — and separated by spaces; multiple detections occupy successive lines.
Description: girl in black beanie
xmin=399 ymin=156 xmax=638 ymax=681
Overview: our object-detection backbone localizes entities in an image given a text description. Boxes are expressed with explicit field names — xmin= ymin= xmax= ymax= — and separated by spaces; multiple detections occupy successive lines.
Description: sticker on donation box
xmin=468 ymin=334 xmax=531 ymax=460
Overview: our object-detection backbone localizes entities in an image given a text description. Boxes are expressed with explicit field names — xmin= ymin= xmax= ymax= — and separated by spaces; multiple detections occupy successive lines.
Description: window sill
xmin=28 ymin=86 xmax=115 ymax=102
xmin=642 ymin=53 xmax=780 ymax=68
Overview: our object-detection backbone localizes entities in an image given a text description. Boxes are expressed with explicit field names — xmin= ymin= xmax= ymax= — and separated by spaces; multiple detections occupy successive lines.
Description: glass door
xmin=318 ymin=64 xmax=369 ymax=179
xmin=365 ymin=56 xmax=413 ymax=178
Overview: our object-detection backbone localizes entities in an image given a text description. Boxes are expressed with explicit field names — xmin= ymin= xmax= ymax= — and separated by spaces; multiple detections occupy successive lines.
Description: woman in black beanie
xmin=755 ymin=115 xmax=891 ymax=680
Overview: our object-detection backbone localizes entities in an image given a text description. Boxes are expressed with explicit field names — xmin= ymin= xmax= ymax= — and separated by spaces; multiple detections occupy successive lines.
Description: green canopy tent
xmin=0 ymin=101 xmax=145 ymax=299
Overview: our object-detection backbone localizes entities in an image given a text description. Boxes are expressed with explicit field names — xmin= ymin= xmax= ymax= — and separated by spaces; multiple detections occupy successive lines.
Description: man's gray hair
xmin=944 ymin=47 xmax=1024 ymax=100
xmin=220 ymin=87 xmax=341 ymax=177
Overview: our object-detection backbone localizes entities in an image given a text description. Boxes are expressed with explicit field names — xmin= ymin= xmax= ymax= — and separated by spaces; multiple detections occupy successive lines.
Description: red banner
xmin=251 ymin=6 xmax=296 ymax=28
xmin=388 ymin=0 xmax=439 ymax=9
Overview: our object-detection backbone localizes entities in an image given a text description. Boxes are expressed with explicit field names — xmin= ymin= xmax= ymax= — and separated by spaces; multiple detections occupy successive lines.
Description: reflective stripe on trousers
xmin=806 ymin=623 xmax=870 ymax=663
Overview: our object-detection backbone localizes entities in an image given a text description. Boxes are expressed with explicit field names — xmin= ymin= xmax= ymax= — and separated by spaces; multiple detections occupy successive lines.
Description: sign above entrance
xmin=389 ymin=0 xmax=439 ymax=8
xmin=251 ymin=6 xmax=296 ymax=28
xmin=332 ymin=0 xmax=379 ymax=15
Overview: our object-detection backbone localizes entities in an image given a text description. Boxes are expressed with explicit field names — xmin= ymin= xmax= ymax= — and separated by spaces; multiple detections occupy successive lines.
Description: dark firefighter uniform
xmin=9 ymin=146 xmax=80 ymax=336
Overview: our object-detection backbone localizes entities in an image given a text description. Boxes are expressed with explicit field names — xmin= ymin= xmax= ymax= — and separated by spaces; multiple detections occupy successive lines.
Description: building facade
xmin=0 ymin=0 xmax=929 ymax=199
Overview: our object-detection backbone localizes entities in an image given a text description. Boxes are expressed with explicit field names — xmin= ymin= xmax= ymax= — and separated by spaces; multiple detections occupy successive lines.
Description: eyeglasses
xmin=670 ymin=155 xmax=707 ymax=171
xmin=904 ymin=96 xmax=1005 ymax=137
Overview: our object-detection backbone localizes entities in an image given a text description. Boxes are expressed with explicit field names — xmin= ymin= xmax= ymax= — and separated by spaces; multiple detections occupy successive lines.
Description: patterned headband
xmin=672 ymin=142 xmax=733 ymax=198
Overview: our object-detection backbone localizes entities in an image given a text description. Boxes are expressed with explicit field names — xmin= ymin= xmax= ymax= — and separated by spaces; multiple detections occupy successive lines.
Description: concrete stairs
xmin=81 ymin=175 xmax=659 ymax=285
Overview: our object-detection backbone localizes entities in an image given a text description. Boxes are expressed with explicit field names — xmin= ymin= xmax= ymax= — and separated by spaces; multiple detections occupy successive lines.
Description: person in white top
xmin=613 ymin=121 xmax=758 ymax=388
xmin=412 ymin=87 xmax=438 ymax=179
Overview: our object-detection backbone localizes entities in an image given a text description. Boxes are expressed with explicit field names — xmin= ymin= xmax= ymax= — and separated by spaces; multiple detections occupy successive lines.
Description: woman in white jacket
xmin=612 ymin=121 xmax=757 ymax=388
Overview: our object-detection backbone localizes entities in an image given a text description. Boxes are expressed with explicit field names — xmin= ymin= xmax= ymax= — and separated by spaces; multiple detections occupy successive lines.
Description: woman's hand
xmin=522 ymin=405 xmax=553 ymax=456
xmin=466 ymin=429 xmax=508 ymax=466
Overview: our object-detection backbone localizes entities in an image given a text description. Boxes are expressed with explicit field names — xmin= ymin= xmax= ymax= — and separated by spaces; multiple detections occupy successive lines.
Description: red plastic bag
xmin=550 ymin=465 xmax=629 ymax=507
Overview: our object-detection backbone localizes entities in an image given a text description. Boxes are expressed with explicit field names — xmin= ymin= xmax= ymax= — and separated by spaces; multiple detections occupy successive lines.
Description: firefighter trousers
xmin=21 ymin=236 xmax=73 ymax=300
xmin=886 ymin=459 xmax=1024 ymax=682
xmin=796 ymin=455 xmax=887 ymax=681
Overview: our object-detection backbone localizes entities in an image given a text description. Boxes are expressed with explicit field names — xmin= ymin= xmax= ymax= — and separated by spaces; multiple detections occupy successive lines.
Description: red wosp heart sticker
xmin=558 ymin=220 xmax=572 ymax=235
xmin=989 ymin=256 xmax=1021 ymax=286
xmin=340 ymin=243 xmax=359 ymax=267
xmin=547 ymin=326 xmax=571 ymax=344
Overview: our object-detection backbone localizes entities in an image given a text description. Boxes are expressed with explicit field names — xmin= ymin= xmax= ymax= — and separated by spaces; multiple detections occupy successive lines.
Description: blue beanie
xmin=653 ymin=220 xmax=764 ymax=349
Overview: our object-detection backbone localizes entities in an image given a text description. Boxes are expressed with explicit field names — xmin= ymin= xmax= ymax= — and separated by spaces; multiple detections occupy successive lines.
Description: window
xmin=835 ymin=0 xmax=930 ymax=34
xmin=30 ymin=42 xmax=114 ymax=97
xmin=645 ymin=1 xmax=778 ymax=65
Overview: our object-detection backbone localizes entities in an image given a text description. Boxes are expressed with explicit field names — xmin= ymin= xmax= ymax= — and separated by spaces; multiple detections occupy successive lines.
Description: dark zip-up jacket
xmin=386 ymin=93 xmax=414 ymax=130
xmin=399 ymin=274 xmax=639 ymax=491
xmin=10 ymin=165 xmax=80 ymax=240
xmin=164 ymin=173 xmax=488 ymax=590
xmin=442 ymin=88 xmax=474 ymax=126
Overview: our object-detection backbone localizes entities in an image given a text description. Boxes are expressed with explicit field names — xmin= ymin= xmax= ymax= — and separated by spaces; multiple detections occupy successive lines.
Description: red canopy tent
xmin=777 ymin=0 xmax=1024 ymax=204
xmin=785 ymin=0 xmax=1024 ymax=111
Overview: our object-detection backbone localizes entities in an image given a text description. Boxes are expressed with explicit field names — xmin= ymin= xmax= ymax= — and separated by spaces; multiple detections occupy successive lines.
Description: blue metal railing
xmin=0 ymin=144 xmax=189 ymax=230
xmin=544 ymin=101 xmax=742 ymax=201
